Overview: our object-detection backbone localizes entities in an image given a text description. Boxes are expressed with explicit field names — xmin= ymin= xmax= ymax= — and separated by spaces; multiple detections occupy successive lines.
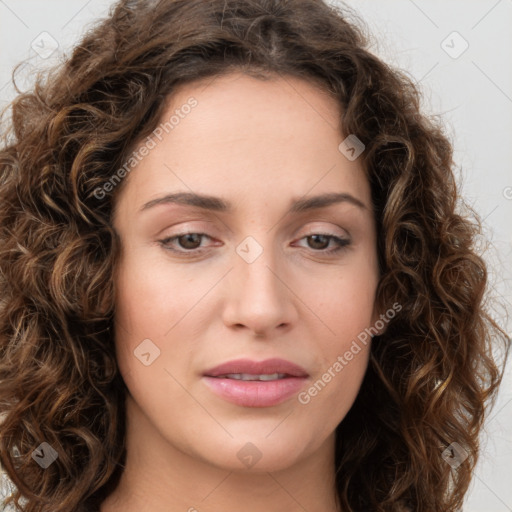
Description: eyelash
xmin=157 ymin=232 xmax=351 ymax=256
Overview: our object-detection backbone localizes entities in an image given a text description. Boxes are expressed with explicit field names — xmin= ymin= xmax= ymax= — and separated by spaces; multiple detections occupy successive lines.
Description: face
xmin=112 ymin=72 xmax=382 ymax=472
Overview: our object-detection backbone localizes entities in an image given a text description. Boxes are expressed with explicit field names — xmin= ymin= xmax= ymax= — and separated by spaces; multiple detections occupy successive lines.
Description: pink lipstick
xmin=202 ymin=358 xmax=309 ymax=407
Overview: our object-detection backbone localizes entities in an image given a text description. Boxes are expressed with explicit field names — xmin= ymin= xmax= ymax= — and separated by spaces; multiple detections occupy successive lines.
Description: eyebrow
xmin=140 ymin=191 xmax=367 ymax=214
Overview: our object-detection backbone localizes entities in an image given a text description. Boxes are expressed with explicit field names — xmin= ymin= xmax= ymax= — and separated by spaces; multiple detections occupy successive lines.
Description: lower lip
xmin=202 ymin=376 xmax=308 ymax=407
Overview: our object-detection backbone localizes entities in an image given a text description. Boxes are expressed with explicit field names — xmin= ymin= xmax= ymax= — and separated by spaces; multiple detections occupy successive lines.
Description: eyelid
xmin=296 ymin=221 xmax=350 ymax=238
xmin=157 ymin=221 xmax=348 ymax=242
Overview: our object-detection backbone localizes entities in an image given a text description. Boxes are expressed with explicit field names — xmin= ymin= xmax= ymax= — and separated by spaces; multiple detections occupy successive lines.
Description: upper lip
xmin=203 ymin=358 xmax=309 ymax=378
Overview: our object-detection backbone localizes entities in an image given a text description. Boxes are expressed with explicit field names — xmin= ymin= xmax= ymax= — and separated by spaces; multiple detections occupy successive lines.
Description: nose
xmin=221 ymin=239 xmax=297 ymax=338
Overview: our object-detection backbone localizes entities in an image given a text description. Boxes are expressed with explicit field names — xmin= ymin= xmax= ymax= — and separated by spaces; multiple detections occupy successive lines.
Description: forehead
xmin=115 ymin=71 xmax=370 ymax=215
xmin=167 ymin=71 xmax=342 ymax=145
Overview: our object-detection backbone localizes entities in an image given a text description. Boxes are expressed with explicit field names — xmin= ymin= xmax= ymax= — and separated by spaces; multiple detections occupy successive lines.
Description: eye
xmin=158 ymin=232 xmax=351 ymax=255
xmin=158 ymin=232 xmax=212 ymax=253
xmin=293 ymin=233 xmax=351 ymax=254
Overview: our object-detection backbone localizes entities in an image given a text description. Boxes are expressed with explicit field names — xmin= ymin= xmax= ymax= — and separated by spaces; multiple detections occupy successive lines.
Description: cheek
xmin=297 ymin=328 xmax=371 ymax=437
xmin=113 ymin=250 xmax=210 ymax=388
xmin=298 ymin=343 xmax=370 ymax=441
xmin=304 ymin=264 xmax=378 ymax=340
xmin=114 ymin=249 xmax=197 ymax=337
xmin=293 ymin=257 xmax=376 ymax=426
xmin=113 ymin=253 xmax=171 ymax=383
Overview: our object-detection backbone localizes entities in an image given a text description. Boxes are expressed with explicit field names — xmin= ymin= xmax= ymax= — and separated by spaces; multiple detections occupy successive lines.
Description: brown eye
xmin=158 ymin=232 xmax=351 ymax=257
xmin=158 ymin=233 xmax=212 ymax=253
xmin=176 ymin=233 xmax=203 ymax=250
xmin=295 ymin=233 xmax=351 ymax=254
xmin=306 ymin=234 xmax=331 ymax=250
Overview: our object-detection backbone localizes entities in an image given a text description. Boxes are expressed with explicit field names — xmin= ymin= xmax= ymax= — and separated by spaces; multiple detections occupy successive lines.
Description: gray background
xmin=0 ymin=1 xmax=511 ymax=510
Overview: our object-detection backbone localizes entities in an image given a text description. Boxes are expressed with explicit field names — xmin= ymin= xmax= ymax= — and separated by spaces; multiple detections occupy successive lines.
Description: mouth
xmin=212 ymin=372 xmax=290 ymax=381
xmin=202 ymin=358 xmax=309 ymax=407
xmin=203 ymin=357 xmax=309 ymax=379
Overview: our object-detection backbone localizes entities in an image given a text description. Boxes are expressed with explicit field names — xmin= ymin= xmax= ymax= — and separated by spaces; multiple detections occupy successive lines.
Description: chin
xmin=190 ymin=429 xmax=315 ymax=473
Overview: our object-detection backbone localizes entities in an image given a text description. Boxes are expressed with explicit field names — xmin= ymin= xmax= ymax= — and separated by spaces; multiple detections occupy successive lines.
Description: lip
xmin=202 ymin=358 xmax=309 ymax=408
xmin=203 ymin=358 xmax=309 ymax=378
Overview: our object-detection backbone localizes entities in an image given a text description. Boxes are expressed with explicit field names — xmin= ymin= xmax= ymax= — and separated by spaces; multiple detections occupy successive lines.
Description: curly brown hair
xmin=0 ymin=0 xmax=510 ymax=511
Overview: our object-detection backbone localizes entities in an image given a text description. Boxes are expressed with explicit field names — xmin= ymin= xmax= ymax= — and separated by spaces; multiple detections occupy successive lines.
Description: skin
xmin=102 ymin=71 xmax=383 ymax=512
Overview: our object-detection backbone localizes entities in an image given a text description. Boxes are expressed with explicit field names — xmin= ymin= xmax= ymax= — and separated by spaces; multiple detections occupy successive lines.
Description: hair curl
xmin=0 ymin=0 xmax=510 ymax=510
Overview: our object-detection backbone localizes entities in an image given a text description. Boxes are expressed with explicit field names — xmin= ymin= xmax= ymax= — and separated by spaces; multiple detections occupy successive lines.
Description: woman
xmin=0 ymin=0 xmax=509 ymax=511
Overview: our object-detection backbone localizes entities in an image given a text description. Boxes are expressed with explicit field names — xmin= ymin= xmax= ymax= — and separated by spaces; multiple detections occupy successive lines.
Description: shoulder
xmin=0 ymin=469 xmax=17 ymax=511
